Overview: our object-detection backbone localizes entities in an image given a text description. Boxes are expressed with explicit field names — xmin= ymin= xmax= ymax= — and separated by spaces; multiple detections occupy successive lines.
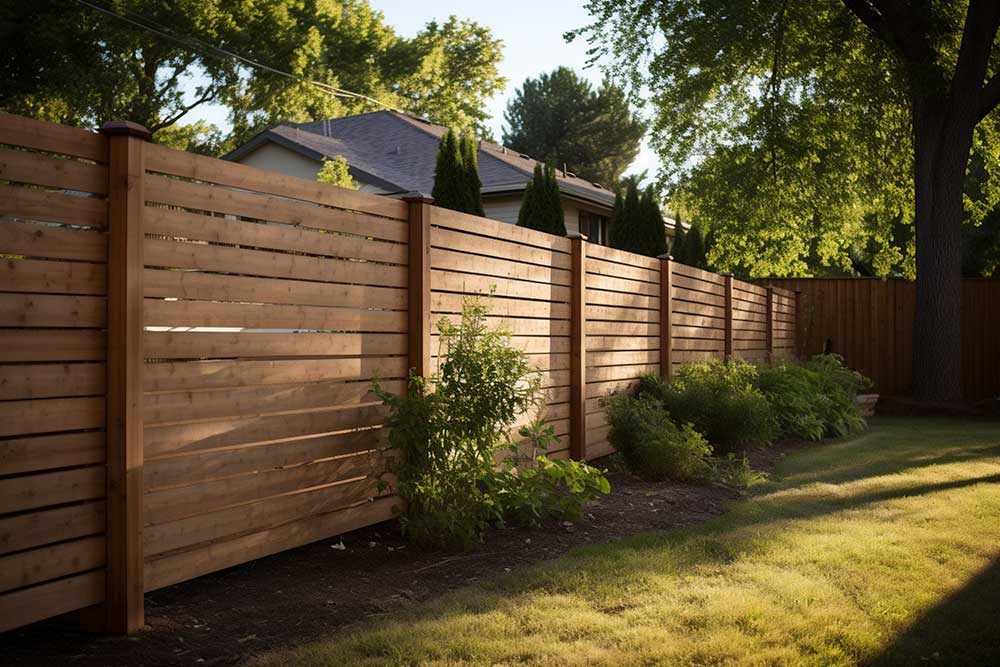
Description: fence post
xmin=100 ymin=121 xmax=149 ymax=634
xmin=723 ymin=273 xmax=734 ymax=359
xmin=765 ymin=286 xmax=775 ymax=362
xmin=405 ymin=196 xmax=433 ymax=379
xmin=568 ymin=232 xmax=587 ymax=461
xmin=658 ymin=254 xmax=673 ymax=378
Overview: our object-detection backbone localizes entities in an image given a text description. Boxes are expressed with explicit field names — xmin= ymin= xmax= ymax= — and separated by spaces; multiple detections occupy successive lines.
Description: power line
xmin=71 ymin=0 xmax=404 ymax=113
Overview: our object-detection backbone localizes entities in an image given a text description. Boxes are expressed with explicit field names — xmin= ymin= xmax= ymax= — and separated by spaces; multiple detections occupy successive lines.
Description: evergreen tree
xmin=637 ymin=187 xmax=668 ymax=258
xmin=517 ymin=164 xmax=566 ymax=235
xmin=608 ymin=181 xmax=641 ymax=252
xmin=432 ymin=129 xmax=468 ymax=212
xmin=683 ymin=221 xmax=706 ymax=268
xmin=459 ymin=133 xmax=485 ymax=216
xmin=671 ymin=213 xmax=686 ymax=261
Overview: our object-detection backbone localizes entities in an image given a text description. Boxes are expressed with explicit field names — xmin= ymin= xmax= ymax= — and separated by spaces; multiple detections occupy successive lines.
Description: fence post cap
xmin=401 ymin=191 xmax=434 ymax=204
xmin=99 ymin=120 xmax=151 ymax=140
xmin=566 ymin=232 xmax=588 ymax=241
xmin=657 ymin=253 xmax=674 ymax=260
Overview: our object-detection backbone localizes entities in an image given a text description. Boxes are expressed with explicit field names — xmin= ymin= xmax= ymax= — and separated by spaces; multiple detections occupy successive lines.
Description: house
xmin=224 ymin=110 xmax=617 ymax=244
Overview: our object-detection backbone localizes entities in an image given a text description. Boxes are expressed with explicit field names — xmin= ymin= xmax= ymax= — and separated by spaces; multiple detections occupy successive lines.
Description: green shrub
xmin=757 ymin=354 xmax=870 ymax=440
xmin=639 ymin=360 xmax=778 ymax=453
xmin=603 ymin=392 xmax=713 ymax=482
xmin=375 ymin=297 xmax=608 ymax=549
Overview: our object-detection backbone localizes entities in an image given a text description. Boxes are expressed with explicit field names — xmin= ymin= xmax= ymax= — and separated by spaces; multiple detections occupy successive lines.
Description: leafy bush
xmin=757 ymin=354 xmax=871 ymax=440
xmin=711 ymin=453 xmax=769 ymax=491
xmin=375 ymin=297 xmax=608 ymax=549
xmin=639 ymin=360 xmax=778 ymax=453
xmin=603 ymin=392 xmax=713 ymax=482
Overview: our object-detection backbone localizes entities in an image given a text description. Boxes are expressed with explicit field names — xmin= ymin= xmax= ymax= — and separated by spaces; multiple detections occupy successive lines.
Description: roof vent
xmin=518 ymin=153 xmax=530 ymax=159
xmin=591 ymin=182 xmax=604 ymax=189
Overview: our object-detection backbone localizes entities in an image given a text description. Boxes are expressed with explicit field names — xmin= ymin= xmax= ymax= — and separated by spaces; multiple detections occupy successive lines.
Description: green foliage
xmin=1 ymin=1 xmax=505 ymax=149
xmin=675 ymin=221 xmax=708 ymax=269
xmin=517 ymin=164 xmax=567 ymax=236
xmin=459 ymin=133 xmax=485 ymax=216
xmin=494 ymin=418 xmax=610 ymax=527
xmin=608 ymin=180 xmax=641 ymax=252
xmin=375 ymin=297 xmax=606 ymax=549
xmin=316 ymin=155 xmax=358 ymax=189
xmin=640 ymin=362 xmax=778 ymax=453
xmin=502 ymin=67 xmax=645 ymax=187
xmin=711 ymin=453 xmax=768 ymax=492
xmin=569 ymin=1 xmax=1000 ymax=279
xmin=800 ymin=354 xmax=871 ymax=438
xmin=602 ymin=392 xmax=713 ymax=483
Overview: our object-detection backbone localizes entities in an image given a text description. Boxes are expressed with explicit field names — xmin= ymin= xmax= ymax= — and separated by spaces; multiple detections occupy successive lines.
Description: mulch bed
xmin=4 ymin=443 xmax=801 ymax=667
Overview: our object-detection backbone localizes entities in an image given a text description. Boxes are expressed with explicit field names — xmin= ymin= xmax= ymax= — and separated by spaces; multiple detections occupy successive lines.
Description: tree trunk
xmin=910 ymin=94 xmax=971 ymax=402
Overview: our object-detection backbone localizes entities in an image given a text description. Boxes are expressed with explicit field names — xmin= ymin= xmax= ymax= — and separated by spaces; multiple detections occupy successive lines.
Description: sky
xmin=187 ymin=0 xmax=659 ymax=179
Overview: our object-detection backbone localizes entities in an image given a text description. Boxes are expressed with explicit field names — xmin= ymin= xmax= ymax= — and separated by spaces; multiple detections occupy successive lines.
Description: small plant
xmin=711 ymin=453 xmax=768 ymax=492
xmin=603 ymin=392 xmax=713 ymax=482
xmin=639 ymin=360 xmax=777 ymax=453
xmin=375 ymin=297 xmax=608 ymax=549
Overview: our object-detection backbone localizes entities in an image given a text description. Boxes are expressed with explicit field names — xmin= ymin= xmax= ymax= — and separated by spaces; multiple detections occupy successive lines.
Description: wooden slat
xmin=144 ymin=356 xmax=406 ymax=392
xmin=672 ymin=299 xmax=726 ymax=319
xmin=0 ymin=220 xmax=106 ymax=262
xmin=430 ymin=206 xmax=572 ymax=253
xmin=674 ymin=325 xmax=725 ymax=340
xmin=144 ymin=495 xmax=400 ymax=592
xmin=0 ymin=113 xmax=107 ymax=162
xmin=0 ymin=431 xmax=105 ymax=475
xmin=0 ymin=293 xmax=106 ymax=328
xmin=144 ymin=331 xmax=407 ymax=359
xmin=586 ymin=320 xmax=659 ymax=337
xmin=586 ymin=256 xmax=659 ymax=284
xmin=432 ymin=292 xmax=570 ymax=320
xmin=144 ymin=379 xmax=402 ymax=426
xmin=0 ymin=258 xmax=106 ymax=295
xmin=585 ymin=288 xmax=658 ymax=309
xmin=586 ymin=336 xmax=660 ymax=352
xmin=0 ymin=500 xmax=105 ymax=555
xmin=0 ymin=330 xmax=105 ymax=362
xmin=431 ymin=226 xmax=571 ymax=269
xmin=0 ymin=570 xmax=106 ymax=633
xmin=144 ymin=238 xmax=407 ymax=288
xmin=0 ymin=184 xmax=106 ymax=228
xmin=0 ymin=464 xmax=105 ymax=514
xmin=587 ymin=304 xmax=660 ymax=322
xmin=0 ymin=536 xmax=105 ymax=594
xmin=672 ymin=262 xmax=726 ymax=285
xmin=144 ymin=299 xmax=406 ymax=332
xmin=144 ymin=143 xmax=408 ymax=220
xmin=144 ymin=452 xmax=374 ymax=525
xmin=586 ymin=377 xmax=641 ymax=399
xmin=431 ymin=247 xmax=572 ymax=286
xmin=585 ymin=272 xmax=659 ymax=296
xmin=589 ymin=349 xmax=660 ymax=366
xmin=673 ymin=285 xmax=726 ymax=307
xmin=587 ymin=243 xmax=660 ymax=271
xmin=144 ymin=475 xmax=382 ymax=557
xmin=587 ymin=363 xmax=658 ymax=383
xmin=0 ymin=147 xmax=106 ymax=194
xmin=0 ymin=396 xmax=105 ymax=437
xmin=144 ymin=269 xmax=406 ymax=310
xmin=144 ymin=206 xmax=406 ymax=265
xmin=432 ymin=268 xmax=572 ymax=303
xmin=144 ymin=405 xmax=386 ymax=458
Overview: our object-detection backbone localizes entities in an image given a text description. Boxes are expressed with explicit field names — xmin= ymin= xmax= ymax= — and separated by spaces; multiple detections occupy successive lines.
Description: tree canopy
xmin=570 ymin=0 xmax=1000 ymax=279
xmin=0 ymin=1 xmax=505 ymax=152
xmin=316 ymin=155 xmax=358 ymax=190
xmin=502 ymin=67 xmax=645 ymax=187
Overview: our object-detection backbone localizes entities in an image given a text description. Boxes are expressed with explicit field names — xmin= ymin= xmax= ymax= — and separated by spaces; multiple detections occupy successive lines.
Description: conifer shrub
xmin=517 ymin=164 xmax=566 ymax=235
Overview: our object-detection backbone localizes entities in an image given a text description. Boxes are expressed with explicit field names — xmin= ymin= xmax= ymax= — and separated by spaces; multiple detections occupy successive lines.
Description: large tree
xmin=572 ymin=1 xmax=1000 ymax=402
xmin=0 ymin=1 xmax=505 ymax=152
xmin=502 ymin=67 xmax=645 ymax=187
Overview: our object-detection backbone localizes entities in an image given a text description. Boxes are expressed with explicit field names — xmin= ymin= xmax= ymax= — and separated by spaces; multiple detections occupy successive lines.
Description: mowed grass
xmin=253 ymin=418 xmax=1000 ymax=667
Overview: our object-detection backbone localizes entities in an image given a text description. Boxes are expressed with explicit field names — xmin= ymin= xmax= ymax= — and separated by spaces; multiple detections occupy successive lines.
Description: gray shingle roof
xmin=225 ymin=111 xmax=616 ymax=208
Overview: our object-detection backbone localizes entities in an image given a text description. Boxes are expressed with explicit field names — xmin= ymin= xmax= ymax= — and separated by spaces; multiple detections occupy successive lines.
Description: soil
xmin=3 ymin=444 xmax=801 ymax=667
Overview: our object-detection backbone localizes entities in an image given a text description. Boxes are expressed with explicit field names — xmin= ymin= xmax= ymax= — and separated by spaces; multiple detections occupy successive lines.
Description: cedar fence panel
xmin=0 ymin=113 xmax=798 ymax=634
xmin=765 ymin=277 xmax=999 ymax=400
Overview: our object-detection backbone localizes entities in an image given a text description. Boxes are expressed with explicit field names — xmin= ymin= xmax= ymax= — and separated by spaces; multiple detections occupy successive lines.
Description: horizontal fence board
xmin=430 ymin=207 xmax=572 ymax=254
xmin=0 ymin=396 xmax=105 ymax=437
xmin=0 ymin=113 xmax=107 ymax=162
xmin=144 ymin=331 xmax=407 ymax=359
xmin=431 ymin=269 xmax=572 ymax=303
xmin=0 ymin=185 xmax=106 ymax=229
xmin=585 ymin=289 xmax=659 ymax=309
xmin=587 ymin=304 xmax=659 ymax=322
xmin=672 ymin=272 xmax=725 ymax=296
xmin=432 ymin=292 xmax=570 ymax=320
xmin=0 ymin=464 xmax=105 ymax=514
xmin=0 ymin=500 xmax=105 ymax=555
xmin=0 ymin=330 xmax=105 ymax=362
xmin=586 ymin=335 xmax=660 ymax=352
xmin=0 ymin=431 xmax=105 ymax=476
xmin=587 ymin=244 xmax=660 ymax=271
xmin=0 ymin=220 xmax=106 ymax=262
xmin=0 ymin=570 xmax=105 ymax=633
xmin=431 ymin=226 xmax=571 ymax=270
xmin=0 ymin=147 xmax=107 ymax=195
xmin=144 ymin=299 xmax=405 ymax=333
xmin=672 ymin=262 xmax=726 ymax=285
xmin=586 ymin=256 xmax=659 ymax=284
xmin=0 ymin=293 xmax=106 ymax=328
xmin=0 ymin=535 xmax=105 ymax=594
xmin=585 ymin=272 xmax=659 ymax=296
xmin=145 ymin=143 xmax=408 ymax=221
xmin=0 ymin=258 xmax=106 ymax=295
xmin=586 ymin=321 xmax=660 ymax=337
xmin=431 ymin=247 xmax=572 ymax=286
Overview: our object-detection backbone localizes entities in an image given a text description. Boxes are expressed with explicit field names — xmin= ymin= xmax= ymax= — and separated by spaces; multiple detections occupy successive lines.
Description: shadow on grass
xmin=865 ymin=557 xmax=1000 ymax=667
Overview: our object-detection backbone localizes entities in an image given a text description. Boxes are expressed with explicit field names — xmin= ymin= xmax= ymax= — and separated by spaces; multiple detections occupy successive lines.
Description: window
xmin=579 ymin=210 xmax=608 ymax=245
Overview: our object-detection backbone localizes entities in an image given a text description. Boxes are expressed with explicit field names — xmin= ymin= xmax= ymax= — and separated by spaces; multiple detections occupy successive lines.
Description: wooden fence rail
xmin=0 ymin=113 xmax=797 ymax=634
xmin=765 ymin=278 xmax=1000 ymax=400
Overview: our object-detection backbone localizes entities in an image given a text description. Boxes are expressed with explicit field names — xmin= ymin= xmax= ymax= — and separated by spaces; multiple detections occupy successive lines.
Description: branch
xmin=841 ymin=0 xmax=889 ymax=40
xmin=148 ymin=88 xmax=219 ymax=133
xmin=843 ymin=0 xmax=935 ymax=67
xmin=949 ymin=0 xmax=1000 ymax=124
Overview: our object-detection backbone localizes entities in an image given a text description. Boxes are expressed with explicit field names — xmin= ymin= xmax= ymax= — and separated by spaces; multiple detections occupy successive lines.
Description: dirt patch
xmin=4 ymin=443 xmax=800 ymax=667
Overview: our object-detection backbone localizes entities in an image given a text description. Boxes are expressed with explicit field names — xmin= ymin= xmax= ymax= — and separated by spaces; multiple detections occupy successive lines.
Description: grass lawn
xmin=253 ymin=417 xmax=1000 ymax=667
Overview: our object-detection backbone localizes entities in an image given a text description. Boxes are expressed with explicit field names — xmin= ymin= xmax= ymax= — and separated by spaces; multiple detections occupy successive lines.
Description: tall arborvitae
xmin=517 ymin=164 xmax=566 ymax=235
xmin=671 ymin=212 xmax=686 ymax=261
xmin=609 ymin=180 xmax=641 ymax=252
xmin=459 ymin=133 xmax=485 ymax=216
xmin=684 ymin=221 xmax=706 ymax=268
xmin=432 ymin=129 xmax=467 ymax=212
xmin=638 ymin=186 xmax=668 ymax=257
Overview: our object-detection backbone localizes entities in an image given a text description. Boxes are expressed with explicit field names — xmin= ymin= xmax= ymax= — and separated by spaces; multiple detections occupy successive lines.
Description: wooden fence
xmin=766 ymin=278 xmax=1000 ymax=400
xmin=0 ymin=113 xmax=797 ymax=634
